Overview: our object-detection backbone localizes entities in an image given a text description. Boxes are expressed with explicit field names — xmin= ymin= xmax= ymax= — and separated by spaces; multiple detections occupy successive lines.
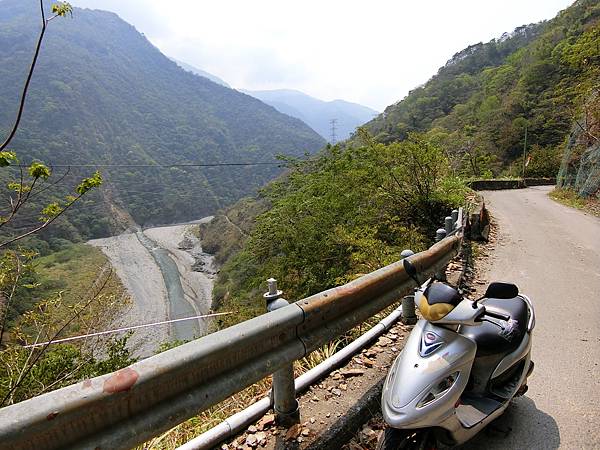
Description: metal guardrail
xmin=0 ymin=209 xmax=463 ymax=450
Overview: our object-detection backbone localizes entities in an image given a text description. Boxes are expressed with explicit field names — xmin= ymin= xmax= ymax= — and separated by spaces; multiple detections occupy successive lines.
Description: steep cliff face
xmin=557 ymin=93 xmax=600 ymax=199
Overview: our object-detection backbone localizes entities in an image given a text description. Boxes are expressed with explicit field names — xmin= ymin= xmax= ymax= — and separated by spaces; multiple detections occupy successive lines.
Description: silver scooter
xmin=378 ymin=258 xmax=535 ymax=449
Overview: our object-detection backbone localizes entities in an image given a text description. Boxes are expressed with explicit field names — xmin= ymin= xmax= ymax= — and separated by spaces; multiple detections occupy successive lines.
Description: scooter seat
xmin=461 ymin=297 xmax=528 ymax=356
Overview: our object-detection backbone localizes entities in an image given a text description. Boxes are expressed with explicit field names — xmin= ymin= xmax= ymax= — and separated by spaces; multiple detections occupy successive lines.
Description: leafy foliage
xmin=211 ymin=134 xmax=467 ymax=327
xmin=0 ymin=243 xmax=132 ymax=405
xmin=0 ymin=152 xmax=17 ymax=167
xmin=0 ymin=0 xmax=325 ymax=245
xmin=364 ymin=0 xmax=600 ymax=178
xmin=75 ymin=170 xmax=102 ymax=195
xmin=27 ymin=161 xmax=50 ymax=179
xmin=50 ymin=2 xmax=72 ymax=18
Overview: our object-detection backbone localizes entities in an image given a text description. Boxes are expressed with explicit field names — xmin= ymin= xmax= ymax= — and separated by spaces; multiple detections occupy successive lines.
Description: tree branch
xmin=0 ymin=269 xmax=113 ymax=406
xmin=0 ymin=256 xmax=23 ymax=345
xmin=0 ymin=192 xmax=83 ymax=249
xmin=0 ymin=0 xmax=48 ymax=152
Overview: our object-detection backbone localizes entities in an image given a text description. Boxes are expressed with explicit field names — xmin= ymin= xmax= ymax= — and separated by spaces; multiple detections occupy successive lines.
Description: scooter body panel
xmin=440 ymin=350 xmax=532 ymax=445
xmin=381 ymin=320 xmax=476 ymax=429
xmin=381 ymin=298 xmax=535 ymax=446
xmin=491 ymin=319 xmax=532 ymax=379
xmin=465 ymin=328 xmax=532 ymax=397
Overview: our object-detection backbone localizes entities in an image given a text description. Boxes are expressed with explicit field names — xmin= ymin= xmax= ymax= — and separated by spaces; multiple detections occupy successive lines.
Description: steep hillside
xmin=0 ymin=0 xmax=325 ymax=244
xmin=244 ymin=89 xmax=378 ymax=141
xmin=365 ymin=0 xmax=599 ymax=177
xmin=171 ymin=58 xmax=231 ymax=88
xmin=557 ymin=91 xmax=599 ymax=198
xmin=200 ymin=0 xmax=599 ymax=329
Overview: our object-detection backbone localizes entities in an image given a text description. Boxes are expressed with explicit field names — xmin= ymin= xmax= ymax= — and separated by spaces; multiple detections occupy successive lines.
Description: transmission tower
xmin=330 ymin=118 xmax=337 ymax=144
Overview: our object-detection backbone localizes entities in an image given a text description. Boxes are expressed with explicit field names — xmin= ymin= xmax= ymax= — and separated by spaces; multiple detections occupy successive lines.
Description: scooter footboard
xmin=382 ymin=320 xmax=476 ymax=429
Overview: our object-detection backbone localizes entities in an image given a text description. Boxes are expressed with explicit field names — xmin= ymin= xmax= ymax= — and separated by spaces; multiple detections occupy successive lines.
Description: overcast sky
xmin=71 ymin=0 xmax=573 ymax=111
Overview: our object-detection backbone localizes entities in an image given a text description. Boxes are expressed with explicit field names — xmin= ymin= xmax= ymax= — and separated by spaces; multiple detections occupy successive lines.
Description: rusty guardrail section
xmin=0 ymin=215 xmax=463 ymax=450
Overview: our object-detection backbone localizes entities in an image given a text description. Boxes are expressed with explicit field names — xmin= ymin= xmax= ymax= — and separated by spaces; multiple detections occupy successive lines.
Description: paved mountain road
xmin=461 ymin=186 xmax=600 ymax=449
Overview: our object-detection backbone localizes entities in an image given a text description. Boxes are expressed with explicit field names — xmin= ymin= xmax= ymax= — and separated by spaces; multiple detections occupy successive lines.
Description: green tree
xmin=0 ymin=1 xmax=109 ymax=406
xmin=211 ymin=133 xmax=467 ymax=328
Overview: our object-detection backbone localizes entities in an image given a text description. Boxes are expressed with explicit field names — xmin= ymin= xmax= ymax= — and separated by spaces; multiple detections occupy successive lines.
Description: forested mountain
xmin=243 ymin=89 xmax=378 ymax=141
xmin=201 ymin=0 xmax=599 ymax=329
xmin=365 ymin=0 xmax=599 ymax=178
xmin=170 ymin=58 xmax=231 ymax=88
xmin=0 ymin=0 xmax=325 ymax=245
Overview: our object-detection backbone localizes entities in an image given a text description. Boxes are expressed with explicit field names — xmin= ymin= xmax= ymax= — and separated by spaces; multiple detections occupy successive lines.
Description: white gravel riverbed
xmin=88 ymin=218 xmax=215 ymax=358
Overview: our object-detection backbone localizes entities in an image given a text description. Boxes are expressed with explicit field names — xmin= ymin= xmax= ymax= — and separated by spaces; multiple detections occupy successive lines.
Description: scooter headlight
xmin=416 ymin=371 xmax=459 ymax=408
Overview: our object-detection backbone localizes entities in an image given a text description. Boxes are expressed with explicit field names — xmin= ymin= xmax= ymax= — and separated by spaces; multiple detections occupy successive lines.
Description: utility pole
xmin=330 ymin=118 xmax=337 ymax=144
xmin=522 ymin=124 xmax=528 ymax=179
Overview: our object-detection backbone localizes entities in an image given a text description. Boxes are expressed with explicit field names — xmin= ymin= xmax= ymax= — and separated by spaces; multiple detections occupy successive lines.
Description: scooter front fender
xmin=382 ymin=320 xmax=476 ymax=429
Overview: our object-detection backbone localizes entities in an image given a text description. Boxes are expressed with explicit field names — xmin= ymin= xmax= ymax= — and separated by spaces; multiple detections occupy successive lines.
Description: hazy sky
xmin=71 ymin=0 xmax=573 ymax=111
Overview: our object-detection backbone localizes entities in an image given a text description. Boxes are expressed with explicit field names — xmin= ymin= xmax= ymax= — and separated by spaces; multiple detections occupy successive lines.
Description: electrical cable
xmin=23 ymin=311 xmax=234 ymax=348
xmin=17 ymin=161 xmax=285 ymax=169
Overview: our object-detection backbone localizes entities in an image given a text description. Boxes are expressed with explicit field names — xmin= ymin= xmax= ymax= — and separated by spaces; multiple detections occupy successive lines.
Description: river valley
xmin=88 ymin=217 xmax=216 ymax=357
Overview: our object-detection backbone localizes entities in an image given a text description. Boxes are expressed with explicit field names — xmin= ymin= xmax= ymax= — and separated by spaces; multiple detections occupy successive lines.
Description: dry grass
xmin=142 ymin=378 xmax=272 ymax=449
xmin=549 ymin=188 xmax=600 ymax=217
xmin=140 ymin=303 xmax=402 ymax=449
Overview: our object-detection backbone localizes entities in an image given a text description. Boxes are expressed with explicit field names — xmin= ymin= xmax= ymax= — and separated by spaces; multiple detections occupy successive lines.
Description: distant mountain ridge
xmin=0 ymin=0 xmax=325 ymax=242
xmin=159 ymin=61 xmax=379 ymax=141
xmin=243 ymin=89 xmax=378 ymax=141
xmin=170 ymin=58 xmax=230 ymax=87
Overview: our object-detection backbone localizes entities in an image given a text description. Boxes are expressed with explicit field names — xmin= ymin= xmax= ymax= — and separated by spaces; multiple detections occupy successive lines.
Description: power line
xmin=22 ymin=312 xmax=233 ymax=348
xmin=18 ymin=162 xmax=284 ymax=169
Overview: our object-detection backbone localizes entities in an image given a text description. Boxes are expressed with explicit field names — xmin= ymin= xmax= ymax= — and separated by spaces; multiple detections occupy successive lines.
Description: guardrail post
xmin=400 ymin=250 xmax=417 ymax=325
xmin=263 ymin=278 xmax=300 ymax=427
xmin=435 ymin=228 xmax=447 ymax=242
xmin=445 ymin=216 xmax=453 ymax=235
xmin=435 ymin=229 xmax=448 ymax=281
xmin=451 ymin=209 xmax=459 ymax=228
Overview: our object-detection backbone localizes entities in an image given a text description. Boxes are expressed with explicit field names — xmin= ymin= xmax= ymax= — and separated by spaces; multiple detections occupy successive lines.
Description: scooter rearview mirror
xmin=403 ymin=258 xmax=421 ymax=286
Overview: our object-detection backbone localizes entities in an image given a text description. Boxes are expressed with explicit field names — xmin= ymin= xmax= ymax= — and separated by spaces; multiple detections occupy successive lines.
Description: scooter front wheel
xmin=376 ymin=427 xmax=437 ymax=450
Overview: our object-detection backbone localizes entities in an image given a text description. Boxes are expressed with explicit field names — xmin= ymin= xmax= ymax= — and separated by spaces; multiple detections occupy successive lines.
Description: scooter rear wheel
xmin=376 ymin=427 xmax=437 ymax=450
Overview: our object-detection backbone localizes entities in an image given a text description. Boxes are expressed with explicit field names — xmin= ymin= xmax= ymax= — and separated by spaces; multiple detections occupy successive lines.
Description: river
xmin=88 ymin=218 xmax=216 ymax=357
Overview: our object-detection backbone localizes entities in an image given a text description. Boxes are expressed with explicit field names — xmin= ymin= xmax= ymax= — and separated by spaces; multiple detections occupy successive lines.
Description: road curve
xmin=461 ymin=186 xmax=600 ymax=450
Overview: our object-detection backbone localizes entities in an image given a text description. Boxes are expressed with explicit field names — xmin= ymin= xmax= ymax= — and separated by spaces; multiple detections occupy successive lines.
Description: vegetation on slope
xmin=365 ymin=0 xmax=599 ymax=178
xmin=198 ymin=197 xmax=267 ymax=267
xmin=557 ymin=90 xmax=599 ymax=198
xmin=10 ymin=243 xmax=125 ymax=327
xmin=0 ymin=0 xmax=325 ymax=245
xmin=210 ymin=133 xmax=467 ymax=328
xmin=0 ymin=242 xmax=136 ymax=405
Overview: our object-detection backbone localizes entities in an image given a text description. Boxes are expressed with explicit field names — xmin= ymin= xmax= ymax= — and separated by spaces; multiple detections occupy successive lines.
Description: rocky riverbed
xmin=88 ymin=217 xmax=216 ymax=357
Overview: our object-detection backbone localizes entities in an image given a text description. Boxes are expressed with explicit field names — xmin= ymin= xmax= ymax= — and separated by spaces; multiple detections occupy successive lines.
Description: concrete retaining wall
xmin=525 ymin=177 xmax=557 ymax=187
xmin=466 ymin=199 xmax=490 ymax=242
xmin=468 ymin=178 xmax=556 ymax=190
